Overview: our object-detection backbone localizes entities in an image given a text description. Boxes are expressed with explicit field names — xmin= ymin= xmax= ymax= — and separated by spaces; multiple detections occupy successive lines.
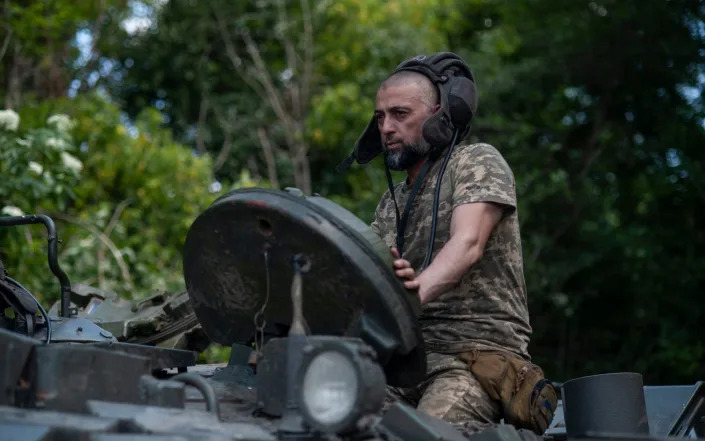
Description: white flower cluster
xmin=47 ymin=114 xmax=75 ymax=132
xmin=60 ymin=152 xmax=83 ymax=172
xmin=45 ymin=137 xmax=69 ymax=150
xmin=1 ymin=206 xmax=24 ymax=217
xmin=28 ymin=161 xmax=44 ymax=175
xmin=0 ymin=109 xmax=19 ymax=132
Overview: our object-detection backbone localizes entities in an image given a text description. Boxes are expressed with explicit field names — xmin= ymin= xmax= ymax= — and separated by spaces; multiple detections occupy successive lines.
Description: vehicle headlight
xmin=298 ymin=338 xmax=386 ymax=434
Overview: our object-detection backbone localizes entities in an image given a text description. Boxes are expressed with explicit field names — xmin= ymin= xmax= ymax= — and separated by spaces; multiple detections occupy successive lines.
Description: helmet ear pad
xmin=421 ymin=90 xmax=454 ymax=149
xmin=421 ymin=72 xmax=478 ymax=153
xmin=447 ymin=75 xmax=477 ymax=129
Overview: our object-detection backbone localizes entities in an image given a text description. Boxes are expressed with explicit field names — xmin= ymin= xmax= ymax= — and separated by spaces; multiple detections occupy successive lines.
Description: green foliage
xmin=1 ymin=0 xmax=129 ymax=106
xmin=1 ymin=95 xmax=219 ymax=302
xmin=0 ymin=109 xmax=86 ymax=302
xmin=100 ymin=0 xmax=452 ymax=200
xmin=0 ymin=111 xmax=82 ymax=213
xmin=2 ymin=0 xmax=704 ymax=383
xmin=445 ymin=0 xmax=705 ymax=383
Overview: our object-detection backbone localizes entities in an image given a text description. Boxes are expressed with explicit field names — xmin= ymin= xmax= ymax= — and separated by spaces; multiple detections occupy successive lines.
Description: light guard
xmin=298 ymin=338 xmax=385 ymax=434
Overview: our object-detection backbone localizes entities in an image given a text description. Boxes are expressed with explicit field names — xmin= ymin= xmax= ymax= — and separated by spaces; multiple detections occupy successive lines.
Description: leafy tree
xmin=1 ymin=95 xmax=220 ymax=301
xmin=0 ymin=109 xmax=82 ymax=213
xmin=2 ymin=0 xmax=703 ymax=385
xmin=101 ymin=0 xmax=450 ymax=204
xmin=444 ymin=0 xmax=705 ymax=383
xmin=0 ymin=0 xmax=129 ymax=106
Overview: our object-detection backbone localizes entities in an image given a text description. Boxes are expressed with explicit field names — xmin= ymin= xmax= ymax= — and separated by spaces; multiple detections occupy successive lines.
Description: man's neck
xmin=406 ymin=158 xmax=429 ymax=185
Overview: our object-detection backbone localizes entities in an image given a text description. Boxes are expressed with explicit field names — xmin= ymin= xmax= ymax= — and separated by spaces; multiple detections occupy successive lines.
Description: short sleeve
xmin=369 ymin=189 xmax=397 ymax=248
xmin=451 ymin=143 xmax=517 ymax=210
xmin=370 ymin=209 xmax=383 ymax=238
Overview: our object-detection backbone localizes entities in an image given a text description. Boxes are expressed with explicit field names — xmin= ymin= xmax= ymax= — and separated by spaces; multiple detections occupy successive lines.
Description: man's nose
xmin=379 ymin=117 xmax=395 ymax=137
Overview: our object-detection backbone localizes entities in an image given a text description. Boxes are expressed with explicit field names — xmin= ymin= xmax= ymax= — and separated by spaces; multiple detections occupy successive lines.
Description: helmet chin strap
xmin=384 ymin=127 xmax=462 ymax=271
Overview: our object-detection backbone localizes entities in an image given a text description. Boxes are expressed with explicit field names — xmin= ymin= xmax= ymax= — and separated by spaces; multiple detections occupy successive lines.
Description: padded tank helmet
xmin=337 ymin=52 xmax=478 ymax=171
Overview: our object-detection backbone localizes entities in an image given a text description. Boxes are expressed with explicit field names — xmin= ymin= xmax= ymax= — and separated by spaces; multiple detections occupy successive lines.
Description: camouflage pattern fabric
xmin=371 ymin=143 xmax=532 ymax=359
xmin=385 ymin=352 xmax=500 ymax=430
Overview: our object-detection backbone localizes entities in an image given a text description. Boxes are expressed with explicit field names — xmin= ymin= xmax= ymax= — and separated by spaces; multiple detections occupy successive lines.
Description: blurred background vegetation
xmin=0 ymin=0 xmax=703 ymax=384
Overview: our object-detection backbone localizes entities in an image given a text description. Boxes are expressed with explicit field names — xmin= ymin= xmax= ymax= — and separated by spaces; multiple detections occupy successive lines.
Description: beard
xmin=383 ymin=137 xmax=432 ymax=171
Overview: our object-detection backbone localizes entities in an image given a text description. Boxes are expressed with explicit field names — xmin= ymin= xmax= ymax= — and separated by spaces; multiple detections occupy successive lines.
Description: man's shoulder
xmin=453 ymin=142 xmax=506 ymax=161
xmin=452 ymin=142 xmax=514 ymax=174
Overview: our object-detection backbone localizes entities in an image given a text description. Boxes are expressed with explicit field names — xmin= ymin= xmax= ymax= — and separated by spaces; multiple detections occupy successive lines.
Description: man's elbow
xmin=457 ymin=234 xmax=485 ymax=267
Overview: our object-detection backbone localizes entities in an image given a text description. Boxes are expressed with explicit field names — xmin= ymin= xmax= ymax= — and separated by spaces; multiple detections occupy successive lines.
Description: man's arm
xmin=415 ymin=201 xmax=504 ymax=304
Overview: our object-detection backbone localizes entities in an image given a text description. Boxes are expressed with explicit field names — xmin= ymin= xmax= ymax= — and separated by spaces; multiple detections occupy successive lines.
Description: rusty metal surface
xmin=183 ymin=188 xmax=425 ymax=386
xmin=34 ymin=317 xmax=116 ymax=343
xmin=0 ymin=329 xmax=38 ymax=405
xmin=31 ymin=344 xmax=152 ymax=412
xmin=378 ymin=402 xmax=469 ymax=441
xmin=90 ymin=434 xmax=232 ymax=441
xmin=138 ymin=376 xmax=185 ymax=409
xmin=86 ymin=401 xmax=276 ymax=441
xmin=0 ymin=405 xmax=121 ymax=432
xmin=90 ymin=341 xmax=196 ymax=371
xmin=0 ymin=423 xmax=54 ymax=441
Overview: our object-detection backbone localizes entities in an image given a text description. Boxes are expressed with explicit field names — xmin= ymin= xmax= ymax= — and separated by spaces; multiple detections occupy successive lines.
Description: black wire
xmin=384 ymin=156 xmax=402 ymax=233
xmin=422 ymin=128 xmax=461 ymax=270
xmin=6 ymin=276 xmax=52 ymax=344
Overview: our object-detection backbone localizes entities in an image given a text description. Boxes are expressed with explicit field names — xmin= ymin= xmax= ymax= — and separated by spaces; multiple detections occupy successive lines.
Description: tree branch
xmin=275 ymin=0 xmax=300 ymax=118
xmin=214 ymin=11 xmax=270 ymax=104
xmin=48 ymin=212 xmax=134 ymax=290
xmin=300 ymin=0 xmax=314 ymax=119
xmin=195 ymin=96 xmax=209 ymax=154
xmin=240 ymin=28 xmax=296 ymax=141
xmin=257 ymin=127 xmax=281 ymax=189
xmin=213 ymin=129 xmax=232 ymax=171
xmin=0 ymin=28 xmax=12 ymax=65
xmin=0 ymin=0 xmax=11 ymax=64
xmin=246 ymin=155 xmax=262 ymax=180
xmin=97 ymin=199 xmax=132 ymax=289
xmin=211 ymin=105 xmax=238 ymax=171
xmin=105 ymin=199 xmax=133 ymax=237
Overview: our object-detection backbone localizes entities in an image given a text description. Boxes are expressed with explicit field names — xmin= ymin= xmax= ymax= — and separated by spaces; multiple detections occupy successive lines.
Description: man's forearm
xmin=416 ymin=233 xmax=483 ymax=304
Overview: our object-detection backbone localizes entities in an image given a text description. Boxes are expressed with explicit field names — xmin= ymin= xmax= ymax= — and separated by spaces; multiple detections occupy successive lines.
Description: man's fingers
xmin=395 ymin=268 xmax=415 ymax=279
xmin=391 ymin=247 xmax=417 ymax=289
xmin=394 ymin=259 xmax=411 ymax=269
xmin=404 ymin=280 xmax=420 ymax=290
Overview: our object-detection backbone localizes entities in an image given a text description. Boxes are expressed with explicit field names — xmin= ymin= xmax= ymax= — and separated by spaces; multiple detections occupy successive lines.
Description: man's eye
xmin=394 ymin=110 xmax=408 ymax=118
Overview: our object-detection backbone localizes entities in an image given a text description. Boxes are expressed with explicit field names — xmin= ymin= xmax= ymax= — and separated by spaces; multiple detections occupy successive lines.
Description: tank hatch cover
xmin=183 ymin=188 xmax=425 ymax=386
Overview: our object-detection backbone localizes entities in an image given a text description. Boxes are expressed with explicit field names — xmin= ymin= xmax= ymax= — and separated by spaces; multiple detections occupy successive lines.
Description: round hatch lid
xmin=183 ymin=188 xmax=426 ymax=386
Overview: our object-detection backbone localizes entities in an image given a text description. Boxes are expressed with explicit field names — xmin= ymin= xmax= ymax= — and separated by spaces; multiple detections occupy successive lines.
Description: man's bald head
xmin=379 ymin=71 xmax=438 ymax=110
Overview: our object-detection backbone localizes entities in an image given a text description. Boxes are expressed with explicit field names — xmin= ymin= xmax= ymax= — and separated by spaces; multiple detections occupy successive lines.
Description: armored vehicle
xmin=0 ymin=188 xmax=703 ymax=441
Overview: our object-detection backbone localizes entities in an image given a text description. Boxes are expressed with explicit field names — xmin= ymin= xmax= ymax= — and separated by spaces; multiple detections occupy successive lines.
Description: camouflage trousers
xmin=385 ymin=352 xmax=500 ymax=433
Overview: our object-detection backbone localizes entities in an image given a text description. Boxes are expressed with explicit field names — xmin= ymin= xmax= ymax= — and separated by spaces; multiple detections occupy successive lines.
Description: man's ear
xmin=432 ymin=103 xmax=441 ymax=113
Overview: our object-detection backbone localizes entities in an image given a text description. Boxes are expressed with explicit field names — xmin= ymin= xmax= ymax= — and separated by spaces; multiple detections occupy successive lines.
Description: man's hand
xmin=391 ymin=247 xmax=420 ymax=290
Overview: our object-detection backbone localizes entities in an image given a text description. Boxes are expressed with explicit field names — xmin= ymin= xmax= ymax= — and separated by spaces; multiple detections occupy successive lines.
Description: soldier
xmin=340 ymin=53 xmax=555 ymax=434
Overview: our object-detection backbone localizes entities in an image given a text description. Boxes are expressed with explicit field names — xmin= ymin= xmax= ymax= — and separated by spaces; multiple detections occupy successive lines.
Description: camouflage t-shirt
xmin=371 ymin=143 xmax=532 ymax=359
